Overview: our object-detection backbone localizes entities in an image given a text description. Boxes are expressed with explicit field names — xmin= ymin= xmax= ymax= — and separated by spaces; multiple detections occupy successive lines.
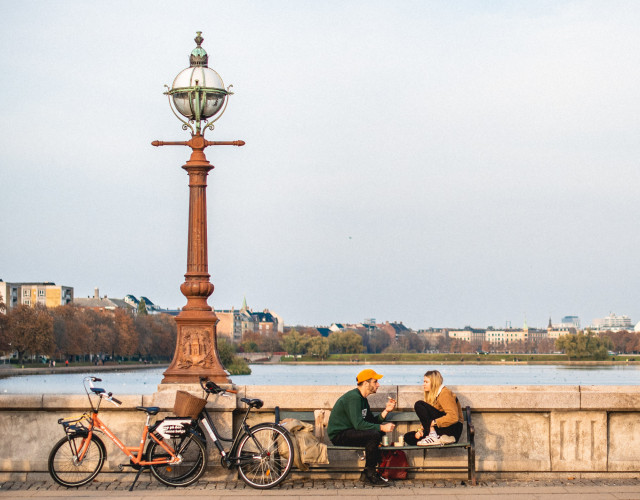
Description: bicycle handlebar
xmin=199 ymin=377 xmax=238 ymax=395
xmin=107 ymin=392 xmax=122 ymax=406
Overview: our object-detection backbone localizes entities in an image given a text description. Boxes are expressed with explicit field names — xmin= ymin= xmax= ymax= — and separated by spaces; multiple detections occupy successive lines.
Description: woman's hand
xmin=414 ymin=427 xmax=424 ymax=440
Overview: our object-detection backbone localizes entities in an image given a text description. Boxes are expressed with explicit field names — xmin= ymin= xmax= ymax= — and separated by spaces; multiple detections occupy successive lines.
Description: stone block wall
xmin=0 ymin=385 xmax=638 ymax=480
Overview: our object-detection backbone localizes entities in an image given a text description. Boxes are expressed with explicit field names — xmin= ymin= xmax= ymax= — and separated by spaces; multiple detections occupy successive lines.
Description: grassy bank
xmin=280 ymin=353 xmax=640 ymax=364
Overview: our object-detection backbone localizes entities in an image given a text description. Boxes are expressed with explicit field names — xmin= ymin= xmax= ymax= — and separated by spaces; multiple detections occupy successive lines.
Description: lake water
xmin=1 ymin=363 xmax=639 ymax=395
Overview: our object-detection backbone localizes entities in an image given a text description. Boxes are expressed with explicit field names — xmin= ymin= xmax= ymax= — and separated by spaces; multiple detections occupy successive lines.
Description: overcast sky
xmin=1 ymin=1 xmax=639 ymax=330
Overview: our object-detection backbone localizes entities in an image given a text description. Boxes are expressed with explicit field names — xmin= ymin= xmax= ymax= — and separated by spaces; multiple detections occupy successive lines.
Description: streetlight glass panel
xmin=172 ymin=66 xmax=226 ymax=120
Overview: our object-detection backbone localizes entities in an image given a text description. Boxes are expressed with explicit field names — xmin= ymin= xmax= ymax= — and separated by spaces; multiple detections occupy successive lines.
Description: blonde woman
xmin=403 ymin=370 xmax=463 ymax=446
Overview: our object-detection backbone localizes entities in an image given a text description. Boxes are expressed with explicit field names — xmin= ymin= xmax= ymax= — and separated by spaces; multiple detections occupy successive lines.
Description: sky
xmin=1 ymin=1 xmax=639 ymax=330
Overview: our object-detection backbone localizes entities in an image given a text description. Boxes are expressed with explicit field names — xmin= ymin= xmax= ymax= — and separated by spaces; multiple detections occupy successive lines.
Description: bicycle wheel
xmin=48 ymin=434 xmax=106 ymax=487
xmin=236 ymin=423 xmax=294 ymax=489
xmin=146 ymin=432 xmax=207 ymax=487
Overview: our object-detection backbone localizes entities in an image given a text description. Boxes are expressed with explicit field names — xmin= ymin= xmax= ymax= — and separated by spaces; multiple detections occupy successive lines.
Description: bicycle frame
xmin=84 ymin=411 xmax=180 ymax=467
xmin=196 ymin=401 xmax=255 ymax=466
xmin=59 ymin=378 xmax=181 ymax=468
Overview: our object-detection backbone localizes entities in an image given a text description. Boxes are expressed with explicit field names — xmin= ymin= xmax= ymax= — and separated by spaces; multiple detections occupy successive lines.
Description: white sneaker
xmin=439 ymin=435 xmax=456 ymax=445
xmin=417 ymin=435 xmax=442 ymax=446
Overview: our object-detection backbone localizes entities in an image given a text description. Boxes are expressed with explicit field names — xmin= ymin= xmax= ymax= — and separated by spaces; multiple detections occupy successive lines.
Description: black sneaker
xmin=360 ymin=472 xmax=390 ymax=487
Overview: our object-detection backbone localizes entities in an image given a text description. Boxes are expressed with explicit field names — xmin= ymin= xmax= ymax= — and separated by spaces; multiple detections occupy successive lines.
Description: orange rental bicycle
xmin=48 ymin=376 xmax=206 ymax=490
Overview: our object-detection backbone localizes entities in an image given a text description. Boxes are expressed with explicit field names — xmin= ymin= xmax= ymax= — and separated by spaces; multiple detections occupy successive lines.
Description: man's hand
xmin=381 ymin=422 xmax=395 ymax=433
xmin=385 ymin=397 xmax=397 ymax=412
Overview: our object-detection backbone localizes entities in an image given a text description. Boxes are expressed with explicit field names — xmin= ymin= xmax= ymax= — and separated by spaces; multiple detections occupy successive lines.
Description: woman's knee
xmin=414 ymin=400 xmax=428 ymax=412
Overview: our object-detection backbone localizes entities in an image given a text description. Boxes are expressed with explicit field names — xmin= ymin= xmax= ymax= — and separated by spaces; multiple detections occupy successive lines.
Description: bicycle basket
xmin=173 ymin=390 xmax=207 ymax=419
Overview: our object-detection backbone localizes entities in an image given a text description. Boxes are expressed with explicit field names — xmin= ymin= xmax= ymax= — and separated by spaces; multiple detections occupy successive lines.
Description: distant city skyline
xmin=4 ymin=279 xmax=637 ymax=332
xmin=2 ymin=1 xmax=639 ymax=330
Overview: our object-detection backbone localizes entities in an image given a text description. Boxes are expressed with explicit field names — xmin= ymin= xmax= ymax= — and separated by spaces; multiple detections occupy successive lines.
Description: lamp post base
xmin=161 ymin=311 xmax=231 ymax=384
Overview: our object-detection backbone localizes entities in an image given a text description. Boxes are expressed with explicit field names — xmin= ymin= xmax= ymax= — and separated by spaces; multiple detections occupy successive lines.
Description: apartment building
xmin=215 ymin=299 xmax=282 ymax=342
xmin=0 ymin=280 xmax=73 ymax=312
xmin=591 ymin=313 xmax=633 ymax=332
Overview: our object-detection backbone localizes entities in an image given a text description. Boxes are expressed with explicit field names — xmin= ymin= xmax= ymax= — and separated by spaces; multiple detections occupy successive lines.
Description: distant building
xmin=74 ymin=289 xmax=172 ymax=315
xmin=448 ymin=327 xmax=485 ymax=344
xmin=547 ymin=317 xmax=576 ymax=339
xmin=417 ymin=329 xmax=447 ymax=347
xmin=316 ymin=327 xmax=331 ymax=337
xmin=215 ymin=298 xmax=282 ymax=342
xmin=0 ymin=280 xmax=73 ymax=312
xmin=377 ymin=321 xmax=411 ymax=341
xmin=591 ymin=313 xmax=633 ymax=332
xmin=74 ymin=288 xmax=133 ymax=312
xmin=216 ymin=308 xmax=243 ymax=343
xmin=561 ymin=316 xmax=581 ymax=329
xmin=484 ymin=328 xmax=544 ymax=345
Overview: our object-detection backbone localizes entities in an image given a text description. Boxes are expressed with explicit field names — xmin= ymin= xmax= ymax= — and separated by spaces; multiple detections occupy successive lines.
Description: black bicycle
xmin=184 ymin=378 xmax=294 ymax=489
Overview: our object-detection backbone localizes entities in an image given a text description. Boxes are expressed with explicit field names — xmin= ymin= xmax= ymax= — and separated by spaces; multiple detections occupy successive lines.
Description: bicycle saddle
xmin=240 ymin=398 xmax=264 ymax=409
xmin=136 ymin=406 xmax=160 ymax=415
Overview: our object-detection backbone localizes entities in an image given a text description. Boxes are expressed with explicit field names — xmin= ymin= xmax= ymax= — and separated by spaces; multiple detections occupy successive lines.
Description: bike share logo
xmin=155 ymin=419 xmax=191 ymax=439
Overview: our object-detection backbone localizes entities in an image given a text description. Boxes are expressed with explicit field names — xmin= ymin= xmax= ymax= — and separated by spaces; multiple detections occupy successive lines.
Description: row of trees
xmin=237 ymin=328 xmax=639 ymax=360
xmin=239 ymin=327 xmax=429 ymax=358
xmin=0 ymin=300 xmax=177 ymax=364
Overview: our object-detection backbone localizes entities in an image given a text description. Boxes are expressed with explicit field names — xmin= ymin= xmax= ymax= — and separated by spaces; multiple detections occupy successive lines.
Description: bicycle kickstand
xmin=129 ymin=466 xmax=148 ymax=491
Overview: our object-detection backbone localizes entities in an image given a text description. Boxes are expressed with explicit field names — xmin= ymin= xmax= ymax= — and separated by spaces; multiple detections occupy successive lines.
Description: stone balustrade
xmin=1 ymin=385 xmax=638 ymax=480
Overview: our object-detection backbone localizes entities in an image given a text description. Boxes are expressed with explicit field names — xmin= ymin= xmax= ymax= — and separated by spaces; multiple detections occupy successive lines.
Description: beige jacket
xmin=432 ymin=386 xmax=463 ymax=428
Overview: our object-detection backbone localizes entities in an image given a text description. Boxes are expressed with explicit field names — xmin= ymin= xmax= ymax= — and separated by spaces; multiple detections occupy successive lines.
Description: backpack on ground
xmin=378 ymin=450 xmax=409 ymax=479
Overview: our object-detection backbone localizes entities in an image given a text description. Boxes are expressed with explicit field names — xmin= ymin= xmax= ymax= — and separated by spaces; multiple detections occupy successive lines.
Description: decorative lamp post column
xmin=153 ymin=32 xmax=244 ymax=384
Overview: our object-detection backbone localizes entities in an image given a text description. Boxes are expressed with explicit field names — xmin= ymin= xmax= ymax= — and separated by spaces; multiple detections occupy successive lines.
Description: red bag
xmin=378 ymin=450 xmax=409 ymax=479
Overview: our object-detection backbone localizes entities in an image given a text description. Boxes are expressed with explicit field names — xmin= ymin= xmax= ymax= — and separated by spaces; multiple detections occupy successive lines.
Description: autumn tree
xmin=6 ymin=305 xmax=54 ymax=363
xmin=367 ymin=329 xmax=392 ymax=354
xmin=114 ymin=308 xmax=138 ymax=358
xmin=601 ymin=330 xmax=640 ymax=354
xmin=307 ymin=336 xmax=329 ymax=359
xmin=137 ymin=299 xmax=148 ymax=316
xmin=282 ymin=329 xmax=309 ymax=356
xmin=555 ymin=331 xmax=612 ymax=360
xmin=217 ymin=338 xmax=250 ymax=375
xmin=397 ymin=331 xmax=426 ymax=353
xmin=328 ymin=330 xmax=363 ymax=354
xmin=536 ymin=338 xmax=556 ymax=354
xmin=257 ymin=332 xmax=282 ymax=353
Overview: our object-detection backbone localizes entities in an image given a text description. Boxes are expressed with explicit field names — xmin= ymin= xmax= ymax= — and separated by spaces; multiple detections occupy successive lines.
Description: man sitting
xmin=327 ymin=369 xmax=397 ymax=487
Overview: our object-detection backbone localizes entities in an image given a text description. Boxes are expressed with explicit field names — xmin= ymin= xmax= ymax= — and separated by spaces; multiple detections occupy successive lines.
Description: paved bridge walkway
xmin=1 ymin=477 xmax=639 ymax=499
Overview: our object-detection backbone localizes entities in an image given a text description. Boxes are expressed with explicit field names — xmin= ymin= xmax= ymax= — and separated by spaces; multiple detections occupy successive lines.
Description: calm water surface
xmin=0 ymin=363 xmax=638 ymax=395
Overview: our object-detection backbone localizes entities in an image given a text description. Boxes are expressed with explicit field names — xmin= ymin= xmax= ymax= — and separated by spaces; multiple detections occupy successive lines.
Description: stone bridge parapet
xmin=0 ymin=385 xmax=638 ymax=480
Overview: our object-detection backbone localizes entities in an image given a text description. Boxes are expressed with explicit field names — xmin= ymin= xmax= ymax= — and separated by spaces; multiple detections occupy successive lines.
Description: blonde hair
xmin=423 ymin=370 xmax=443 ymax=405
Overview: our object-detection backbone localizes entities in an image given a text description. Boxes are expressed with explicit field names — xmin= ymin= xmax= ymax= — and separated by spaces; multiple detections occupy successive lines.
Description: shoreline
xmin=271 ymin=359 xmax=638 ymax=366
xmin=0 ymin=363 xmax=169 ymax=379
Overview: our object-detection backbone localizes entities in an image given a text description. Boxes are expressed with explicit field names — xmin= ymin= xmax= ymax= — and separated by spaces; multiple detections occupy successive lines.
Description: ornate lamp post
xmin=153 ymin=32 xmax=244 ymax=384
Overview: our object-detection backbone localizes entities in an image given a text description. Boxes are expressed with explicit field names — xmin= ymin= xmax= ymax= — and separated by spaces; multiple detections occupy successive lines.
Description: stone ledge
xmin=579 ymin=386 xmax=640 ymax=410
xmin=2 ymin=385 xmax=639 ymax=412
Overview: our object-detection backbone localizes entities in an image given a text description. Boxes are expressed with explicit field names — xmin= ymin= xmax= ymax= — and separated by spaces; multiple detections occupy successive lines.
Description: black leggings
xmin=403 ymin=400 xmax=463 ymax=446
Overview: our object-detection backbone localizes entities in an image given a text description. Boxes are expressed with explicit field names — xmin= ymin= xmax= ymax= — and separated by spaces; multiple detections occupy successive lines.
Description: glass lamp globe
xmin=171 ymin=66 xmax=227 ymax=120
xmin=169 ymin=32 xmax=229 ymax=123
